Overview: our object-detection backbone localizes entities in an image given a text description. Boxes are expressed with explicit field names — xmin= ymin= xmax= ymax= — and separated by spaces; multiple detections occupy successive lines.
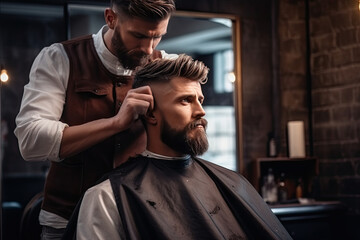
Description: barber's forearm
xmin=59 ymin=117 xmax=123 ymax=159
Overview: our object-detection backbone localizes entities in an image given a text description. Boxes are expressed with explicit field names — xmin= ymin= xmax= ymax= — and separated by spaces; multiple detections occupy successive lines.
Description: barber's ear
xmin=105 ymin=8 xmax=116 ymax=29
xmin=144 ymin=111 xmax=157 ymax=125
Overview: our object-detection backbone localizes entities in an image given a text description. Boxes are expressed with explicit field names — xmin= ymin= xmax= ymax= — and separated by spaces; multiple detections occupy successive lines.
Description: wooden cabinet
xmin=250 ymin=157 xmax=318 ymax=200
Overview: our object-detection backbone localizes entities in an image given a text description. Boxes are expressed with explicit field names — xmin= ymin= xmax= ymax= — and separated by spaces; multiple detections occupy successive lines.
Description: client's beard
xmin=112 ymin=28 xmax=150 ymax=69
xmin=161 ymin=118 xmax=209 ymax=156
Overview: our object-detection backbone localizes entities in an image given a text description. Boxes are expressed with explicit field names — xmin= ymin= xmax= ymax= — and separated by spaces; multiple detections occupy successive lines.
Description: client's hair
xmin=133 ymin=54 xmax=209 ymax=89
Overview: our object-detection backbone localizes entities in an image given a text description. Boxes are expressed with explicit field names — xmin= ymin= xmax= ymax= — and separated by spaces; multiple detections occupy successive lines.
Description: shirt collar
xmin=141 ymin=149 xmax=191 ymax=161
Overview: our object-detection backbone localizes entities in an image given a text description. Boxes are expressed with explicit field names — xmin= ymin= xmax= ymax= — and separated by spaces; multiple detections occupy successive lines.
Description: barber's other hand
xmin=114 ymin=86 xmax=153 ymax=130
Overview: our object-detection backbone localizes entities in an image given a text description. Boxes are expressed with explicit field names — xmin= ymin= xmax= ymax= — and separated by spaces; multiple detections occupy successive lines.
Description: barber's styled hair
xmin=111 ymin=0 xmax=175 ymax=20
xmin=133 ymin=54 xmax=209 ymax=89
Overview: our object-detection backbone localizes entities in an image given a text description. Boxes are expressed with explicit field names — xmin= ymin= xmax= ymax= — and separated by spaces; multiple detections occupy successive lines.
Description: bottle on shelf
xmin=261 ymin=176 xmax=268 ymax=199
xmin=261 ymin=168 xmax=278 ymax=204
xmin=267 ymin=133 xmax=277 ymax=157
xmin=277 ymin=172 xmax=288 ymax=203
xmin=296 ymin=177 xmax=303 ymax=199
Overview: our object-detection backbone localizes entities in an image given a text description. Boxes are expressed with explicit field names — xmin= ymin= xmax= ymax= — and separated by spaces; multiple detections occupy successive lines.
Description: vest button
xmin=116 ymin=82 xmax=123 ymax=87
xmin=118 ymin=102 xmax=122 ymax=107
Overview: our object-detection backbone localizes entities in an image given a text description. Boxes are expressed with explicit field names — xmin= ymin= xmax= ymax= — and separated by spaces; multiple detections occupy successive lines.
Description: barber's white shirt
xmin=77 ymin=151 xmax=190 ymax=240
xmin=14 ymin=25 xmax=177 ymax=228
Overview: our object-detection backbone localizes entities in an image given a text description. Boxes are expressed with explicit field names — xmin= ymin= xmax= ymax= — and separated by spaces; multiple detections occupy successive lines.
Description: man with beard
xmin=14 ymin=0 xmax=176 ymax=239
xmin=66 ymin=55 xmax=291 ymax=240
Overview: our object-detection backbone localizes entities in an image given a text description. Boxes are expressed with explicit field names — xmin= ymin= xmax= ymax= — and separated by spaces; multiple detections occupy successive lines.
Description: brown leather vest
xmin=41 ymin=35 xmax=161 ymax=219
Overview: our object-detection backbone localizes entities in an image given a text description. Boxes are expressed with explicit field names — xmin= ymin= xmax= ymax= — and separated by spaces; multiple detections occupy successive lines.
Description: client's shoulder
xmin=193 ymin=157 xmax=249 ymax=183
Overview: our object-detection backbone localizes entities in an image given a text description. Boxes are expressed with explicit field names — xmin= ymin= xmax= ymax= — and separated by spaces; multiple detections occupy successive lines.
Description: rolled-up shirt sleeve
xmin=14 ymin=43 xmax=69 ymax=162
xmin=77 ymin=179 xmax=123 ymax=240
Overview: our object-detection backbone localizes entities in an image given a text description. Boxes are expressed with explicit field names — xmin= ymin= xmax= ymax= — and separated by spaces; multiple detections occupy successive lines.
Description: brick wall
xmin=279 ymin=0 xmax=360 ymax=216
xmin=310 ymin=0 xmax=360 ymax=214
xmin=278 ymin=0 xmax=310 ymax=156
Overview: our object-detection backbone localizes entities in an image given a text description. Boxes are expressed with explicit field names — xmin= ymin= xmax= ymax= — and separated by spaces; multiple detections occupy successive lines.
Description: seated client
xmin=66 ymin=54 xmax=292 ymax=240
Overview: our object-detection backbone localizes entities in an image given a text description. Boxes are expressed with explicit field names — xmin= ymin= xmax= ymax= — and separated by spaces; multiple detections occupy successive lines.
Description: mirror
xmin=68 ymin=5 xmax=243 ymax=172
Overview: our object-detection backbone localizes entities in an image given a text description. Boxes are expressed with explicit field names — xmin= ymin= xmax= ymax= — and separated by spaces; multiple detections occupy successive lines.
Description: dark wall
xmin=309 ymin=0 xmax=360 ymax=214
xmin=278 ymin=0 xmax=360 ymax=237
xmin=280 ymin=0 xmax=360 ymax=206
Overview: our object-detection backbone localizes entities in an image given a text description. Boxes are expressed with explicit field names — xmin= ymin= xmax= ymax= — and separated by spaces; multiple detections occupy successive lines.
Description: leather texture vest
xmin=42 ymin=35 xmax=161 ymax=219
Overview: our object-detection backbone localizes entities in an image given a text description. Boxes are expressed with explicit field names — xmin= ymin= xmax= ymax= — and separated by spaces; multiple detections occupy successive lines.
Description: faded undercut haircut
xmin=133 ymin=54 xmax=209 ymax=89
xmin=111 ymin=0 xmax=176 ymax=20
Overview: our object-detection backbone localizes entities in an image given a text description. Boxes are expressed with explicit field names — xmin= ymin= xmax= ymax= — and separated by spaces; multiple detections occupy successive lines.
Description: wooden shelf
xmin=250 ymin=157 xmax=318 ymax=200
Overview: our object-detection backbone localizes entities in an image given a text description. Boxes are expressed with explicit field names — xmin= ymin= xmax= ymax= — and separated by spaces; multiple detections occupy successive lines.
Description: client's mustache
xmin=188 ymin=118 xmax=208 ymax=131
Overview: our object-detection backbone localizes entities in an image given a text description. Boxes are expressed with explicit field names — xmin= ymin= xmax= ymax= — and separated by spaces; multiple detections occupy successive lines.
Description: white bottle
xmin=262 ymin=168 xmax=278 ymax=204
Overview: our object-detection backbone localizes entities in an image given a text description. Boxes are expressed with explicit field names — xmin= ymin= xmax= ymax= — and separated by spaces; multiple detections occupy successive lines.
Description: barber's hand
xmin=114 ymin=86 xmax=153 ymax=130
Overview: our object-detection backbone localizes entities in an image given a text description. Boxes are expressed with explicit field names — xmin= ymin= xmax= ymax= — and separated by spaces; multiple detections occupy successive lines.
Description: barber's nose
xmin=141 ymin=38 xmax=154 ymax=55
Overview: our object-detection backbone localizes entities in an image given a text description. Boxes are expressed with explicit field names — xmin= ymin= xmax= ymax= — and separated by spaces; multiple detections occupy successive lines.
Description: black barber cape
xmin=63 ymin=156 xmax=292 ymax=240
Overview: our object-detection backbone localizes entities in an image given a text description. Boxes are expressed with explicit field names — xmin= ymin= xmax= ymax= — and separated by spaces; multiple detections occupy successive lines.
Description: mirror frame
xmin=172 ymin=11 xmax=243 ymax=173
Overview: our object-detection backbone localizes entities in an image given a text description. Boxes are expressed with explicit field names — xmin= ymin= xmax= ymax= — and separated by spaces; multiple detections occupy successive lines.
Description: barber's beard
xmin=112 ymin=28 xmax=150 ymax=70
xmin=161 ymin=118 xmax=209 ymax=156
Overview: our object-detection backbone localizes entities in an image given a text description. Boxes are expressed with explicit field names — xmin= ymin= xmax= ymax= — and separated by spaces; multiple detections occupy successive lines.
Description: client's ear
xmin=144 ymin=111 xmax=157 ymax=125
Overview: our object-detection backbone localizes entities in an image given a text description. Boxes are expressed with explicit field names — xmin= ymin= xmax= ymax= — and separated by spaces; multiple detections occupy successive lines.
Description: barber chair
xmin=19 ymin=192 xmax=43 ymax=240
